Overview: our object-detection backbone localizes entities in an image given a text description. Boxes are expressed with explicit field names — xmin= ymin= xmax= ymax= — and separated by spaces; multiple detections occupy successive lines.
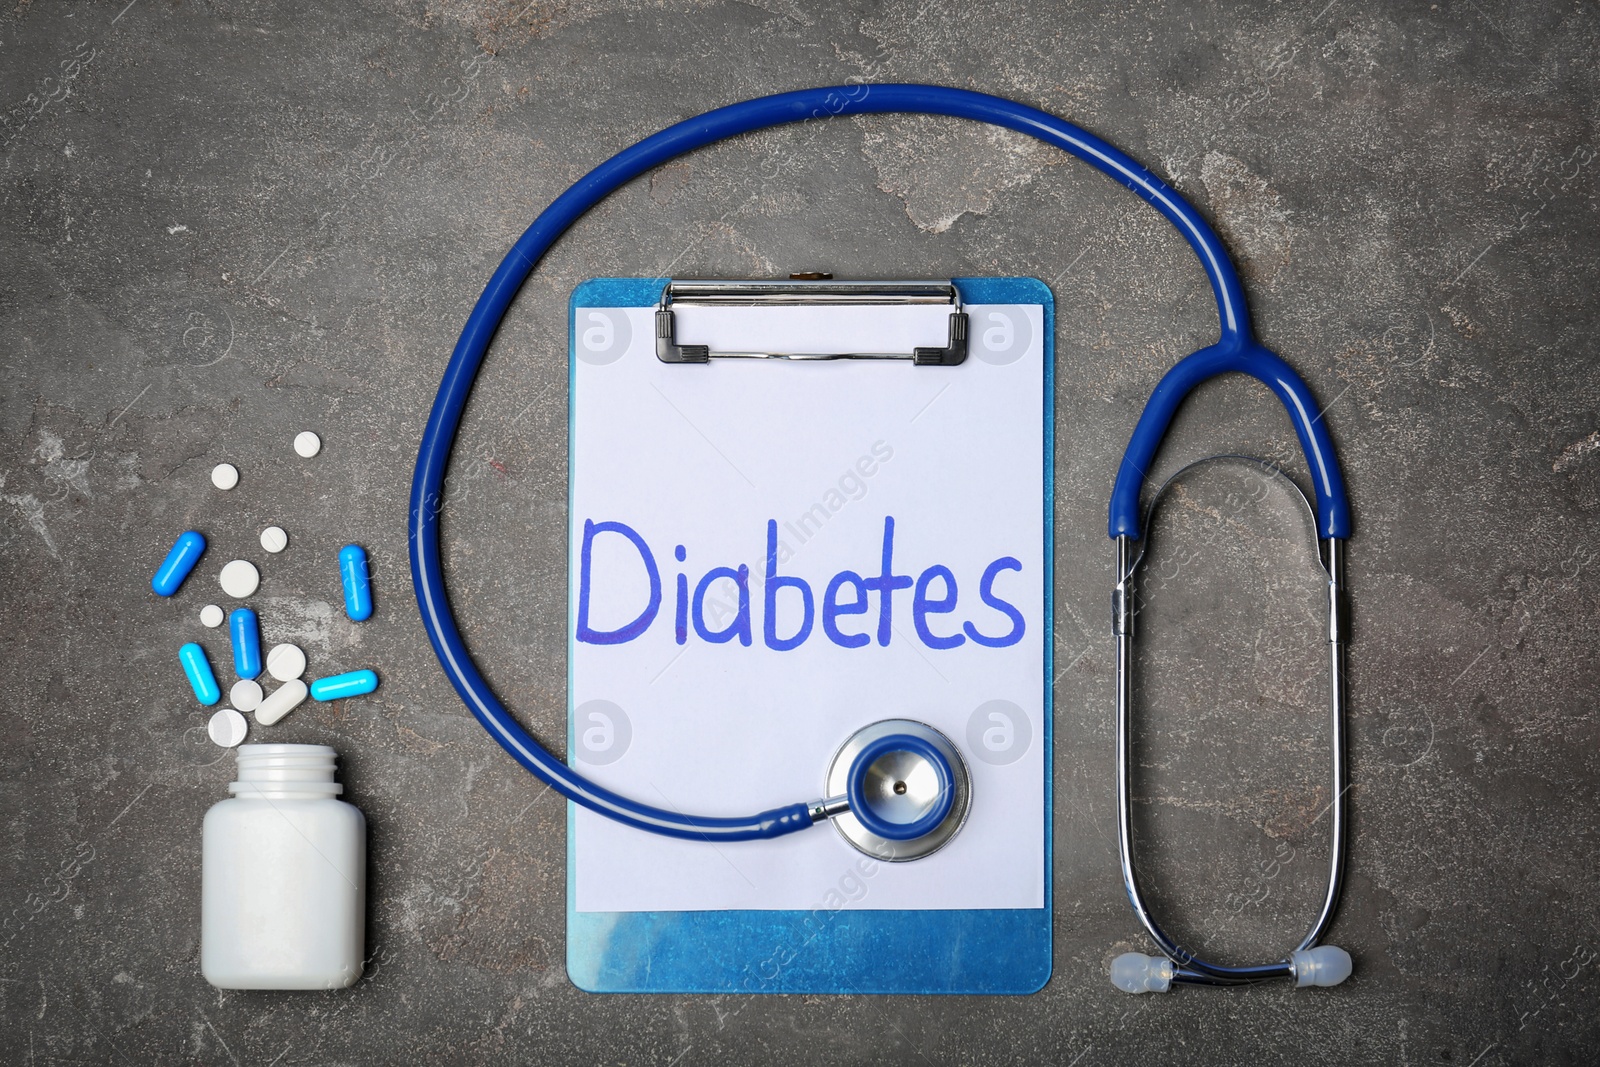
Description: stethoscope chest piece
xmin=825 ymin=719 xmax=970 ymax=862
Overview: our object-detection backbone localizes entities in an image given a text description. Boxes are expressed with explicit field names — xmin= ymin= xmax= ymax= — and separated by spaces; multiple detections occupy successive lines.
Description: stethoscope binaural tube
xmin=1109 ymin=364 xmax=1353 ymax=988
xmin=409 ymin=84 xmax=1261 ymax=843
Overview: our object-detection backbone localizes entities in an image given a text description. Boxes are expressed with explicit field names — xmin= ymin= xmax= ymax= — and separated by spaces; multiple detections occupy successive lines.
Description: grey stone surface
xmin=3 ymin=0 xmax=1597 ymax=1062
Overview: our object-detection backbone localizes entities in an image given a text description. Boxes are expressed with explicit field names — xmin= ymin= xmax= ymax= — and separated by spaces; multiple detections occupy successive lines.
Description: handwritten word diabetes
xmin=576 ymin=517 xmax=1025 ymax=651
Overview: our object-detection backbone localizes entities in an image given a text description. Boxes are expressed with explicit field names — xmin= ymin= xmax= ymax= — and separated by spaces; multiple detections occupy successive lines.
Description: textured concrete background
xmin=3 ymin=0 xmax=1598 ymax=1062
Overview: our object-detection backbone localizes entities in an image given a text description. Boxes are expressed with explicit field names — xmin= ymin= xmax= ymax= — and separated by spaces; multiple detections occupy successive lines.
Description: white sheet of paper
xmin=570 ymin=299 xmax=1046 ymax=912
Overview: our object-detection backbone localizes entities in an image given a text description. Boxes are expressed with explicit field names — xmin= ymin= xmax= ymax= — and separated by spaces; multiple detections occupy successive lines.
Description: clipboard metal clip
xmin=655 ymin=279 xmax=968 ymax=366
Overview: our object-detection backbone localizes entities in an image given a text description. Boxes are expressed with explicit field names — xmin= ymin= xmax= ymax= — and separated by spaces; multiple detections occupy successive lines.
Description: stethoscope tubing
xmin=1107 ymin=341 xmax=1351 ymax=541
xmin=408 ymin=83 xmax=1319 ymax=841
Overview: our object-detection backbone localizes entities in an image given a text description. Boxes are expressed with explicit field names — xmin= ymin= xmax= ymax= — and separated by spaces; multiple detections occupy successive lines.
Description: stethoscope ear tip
xmin=1290 ymin=945 xmax=1353 ymax=987
xmin=1109 ymin=951 xmax=1175 ymax=994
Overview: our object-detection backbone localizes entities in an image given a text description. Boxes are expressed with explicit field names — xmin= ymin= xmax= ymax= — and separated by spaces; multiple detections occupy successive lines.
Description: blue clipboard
xmin=565 ymin=277 xmax=1053 ymax=994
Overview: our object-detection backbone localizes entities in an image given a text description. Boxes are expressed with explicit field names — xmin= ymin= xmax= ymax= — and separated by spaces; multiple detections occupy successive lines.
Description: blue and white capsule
xmin=179 ymin=642 xmax=221 ymax=706
xmin=310 ymin=669 xmax=378 ymax=701
xmin=339 ymin=544 xmax=372 ymax=622
xmin=152 ymin=531 xmax=206 ymax=596
xmin=229 ymin=607 xmax=262 ymax=680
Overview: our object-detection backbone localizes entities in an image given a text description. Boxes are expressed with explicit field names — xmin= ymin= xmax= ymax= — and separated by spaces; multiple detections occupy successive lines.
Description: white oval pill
xmin=230 ymin=678 xmax=264 ymax=712
xmin=218 ymin=559 xmax=259 ymax=599
xmin=293 ymin=431 xmax=322 ymax=458
xmin=200 ymin=604 xmax=225 ymax=628
xmin=255 ymin=678 xmax=308 ymax=726
xmin=260 ymin=526 xmax=288 ymax=553
xmin=211 ymin=462 xmax=239 ymax=490
xmin=207 ymin=707 xmax=248 ymax=747
xmin=266 ymin=642 xmax=306 ymax=682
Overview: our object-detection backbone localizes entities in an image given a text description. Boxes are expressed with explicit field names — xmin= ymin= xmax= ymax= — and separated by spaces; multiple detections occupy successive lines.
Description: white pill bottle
xmin=202 ymin=744 xmax=366 ymax=989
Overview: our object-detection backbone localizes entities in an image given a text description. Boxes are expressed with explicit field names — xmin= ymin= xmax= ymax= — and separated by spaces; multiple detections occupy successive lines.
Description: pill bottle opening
xmin=229 ymin=743 xmax=343 ymax=798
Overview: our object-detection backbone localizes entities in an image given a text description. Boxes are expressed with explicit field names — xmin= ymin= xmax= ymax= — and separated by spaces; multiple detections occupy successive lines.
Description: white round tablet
xmin=200 ymin=604 xmax=225 ymax=628
xmin=207 ymin=707 xmax=249 ymax=748
xmin=218 ymin=559 xmax=260 ymax=599
xmin=211 ymin=462 xmax=239 ymax=490
xmin=266 ymin=642 xmax=307 ymax=682
xmin=260 ymin=525 xmax=288 ymax=553
xmin=230 ymin=678 xmax=264 ymax=712
xmin=293 ymin=431 xmax=322 ymax=458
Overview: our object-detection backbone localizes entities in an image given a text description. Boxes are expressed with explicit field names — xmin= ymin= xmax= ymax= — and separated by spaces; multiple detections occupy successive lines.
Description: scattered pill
xmin=293 ymin=431 xmax=322 ymax=458
xmin=218 ymin=559 xmax=260 ymax=599
xmin=255 ymin=678 xmax=308 ymax=726
xmin=207 ymin=707 xmax=249 ymax=748
xmin=266 ymin=642 xmax=306 ymax=682
xmin=229 ymin=607 xmax=262 ymax=680
xmin=310 ymin=669 xmax=379 ymax=702
xmin=211 ymin=462 xmax=239 ymax=490
xmin=152 ymin=530 xmax=206 ymax=597
xmin=179 ymin=642 xmax=221 ymax=706
xmin=200 ymin=604 xmax=225 ymax=628
xmin=339 ymin=544 xmax=373 ymax=622
xmin=230 ymin=679 xmax=263 ymax=712
xmin=260 ymin=525 xmax=288 ymax=553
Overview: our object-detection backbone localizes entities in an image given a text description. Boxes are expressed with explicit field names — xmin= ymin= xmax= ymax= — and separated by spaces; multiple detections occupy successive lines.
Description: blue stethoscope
xmin=409 ymin=85 xmax=1353 ymax=989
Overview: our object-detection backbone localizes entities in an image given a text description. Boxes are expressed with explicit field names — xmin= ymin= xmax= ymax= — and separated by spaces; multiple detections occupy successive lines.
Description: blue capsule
xmin=179 ymin=642 xmax=221 ymax=705
xmin=152 ymin=531 xmax=206 ymax=596
xmin=310 ymin=669 xmax=378 ymax=702
xmin=339 ymin=544 xmax=373 ymax=622
xmin=229 ymin=607 xmax=262 ymax=680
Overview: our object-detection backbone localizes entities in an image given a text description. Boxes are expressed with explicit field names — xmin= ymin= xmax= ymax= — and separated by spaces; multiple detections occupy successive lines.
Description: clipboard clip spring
xmin=655 ymin=279 xmax=969 ymax=366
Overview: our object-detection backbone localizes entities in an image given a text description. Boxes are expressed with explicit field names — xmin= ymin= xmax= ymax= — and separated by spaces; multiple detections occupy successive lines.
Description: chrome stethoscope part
xmin=1110 ymin=457 xmax=1352 ymax=991
xmin=823 ymin=719 xmax=971 ymax=862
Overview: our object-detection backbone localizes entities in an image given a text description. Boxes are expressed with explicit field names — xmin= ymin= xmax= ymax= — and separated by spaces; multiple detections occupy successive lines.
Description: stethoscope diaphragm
xmin=825 ymin=719 xmax=971 ymax=862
